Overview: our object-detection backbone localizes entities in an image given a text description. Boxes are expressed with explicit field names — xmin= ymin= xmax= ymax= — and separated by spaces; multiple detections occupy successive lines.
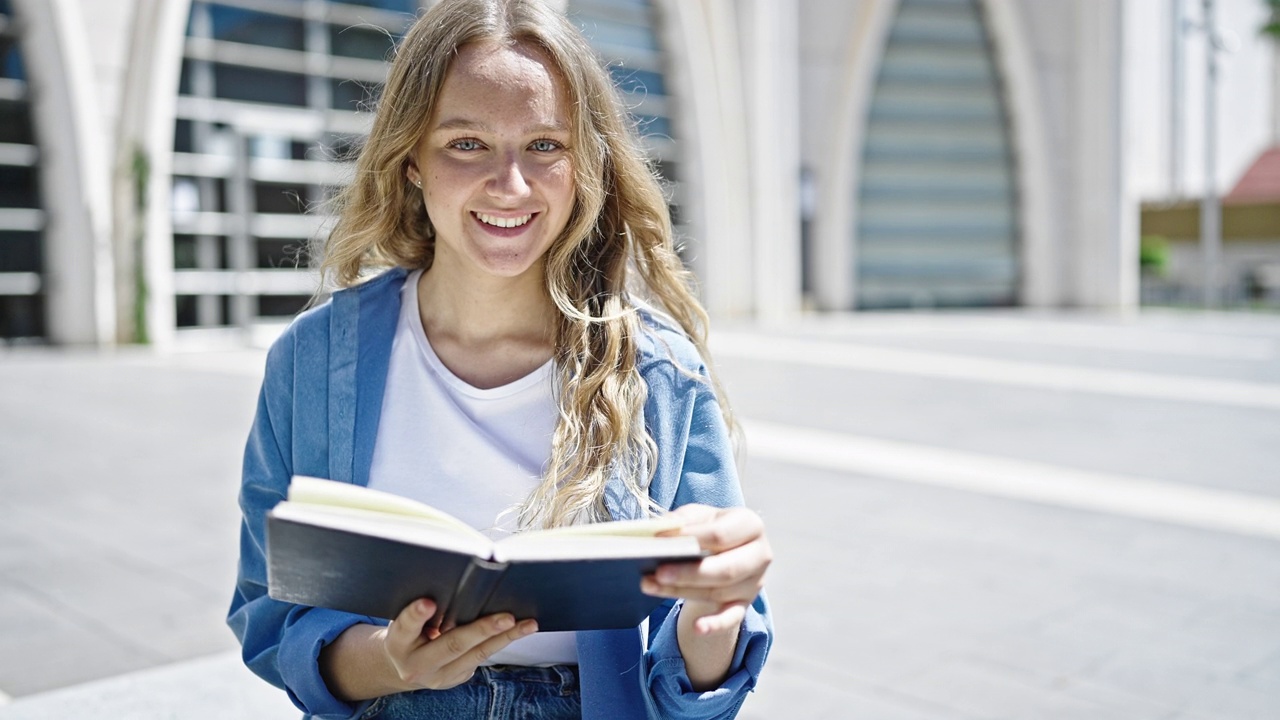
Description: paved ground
xmin=1 ymin=308 xmax=1277 ymax=718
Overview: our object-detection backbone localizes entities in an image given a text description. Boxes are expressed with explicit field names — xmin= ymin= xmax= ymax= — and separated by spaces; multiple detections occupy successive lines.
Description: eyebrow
xmin=431 ymin=118 xmax=568 ymax=134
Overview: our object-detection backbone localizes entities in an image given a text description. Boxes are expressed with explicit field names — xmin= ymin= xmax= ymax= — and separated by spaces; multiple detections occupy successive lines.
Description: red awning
xmin=1226 ymin=146 xmax=1280 ymax=204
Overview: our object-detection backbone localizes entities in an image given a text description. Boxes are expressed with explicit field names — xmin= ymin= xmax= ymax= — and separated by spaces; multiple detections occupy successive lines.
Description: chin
xmin=472 ymin=251 xmax=543 ymax=279
xmin=466 ymin=239 xmax=555 ymax=277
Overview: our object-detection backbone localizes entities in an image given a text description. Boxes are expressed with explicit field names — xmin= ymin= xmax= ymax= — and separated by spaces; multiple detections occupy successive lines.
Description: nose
xmin=487 ymin=152 xmax=531 ymax=202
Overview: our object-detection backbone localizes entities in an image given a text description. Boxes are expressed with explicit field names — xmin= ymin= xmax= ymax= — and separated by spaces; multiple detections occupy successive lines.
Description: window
xmin=209 ymin=5 xmax=305 ymax=50
xmin=0 ymin=166 xmax=38 ymax=208
xmin=254 ymin=182 xmax=310 ymax=215
xmin=0 ymin=2 xmax=43 ymax=340
xmin=256 ymin=238 xmax=309 ymax=269
xmin=0 ymin=231 xmax=40 ymax=273
xmin=0 ymin=101 xmax=32 ymax=143
xmin=330 ymin=79 xmax=381 ymax=112
xmin=567 ymin=0 xmax=684 ymax=234
xmin=172 ymin=1 xmax=417 ymax=337
xmin=213 ymin=65 xmax=308 ymax=107
xmin=0 ymin=34 xmax=23 ymax=80
xmin=330 ymin=24 xmax=398 ymax=61
xmin=856 ymin=0 xmax=1019 ymax=308
xmin=331 ymin=0 xmax=416 ymax=12
xmin=609 ymin=66 xmax=665 ymax=96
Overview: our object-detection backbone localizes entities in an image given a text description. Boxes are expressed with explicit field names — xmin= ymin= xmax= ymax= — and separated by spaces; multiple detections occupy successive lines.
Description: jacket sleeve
xmin=638 ymin=353 xmax=774 ymax=720
xmin=226 ymin=332 xmax=383 ymax=720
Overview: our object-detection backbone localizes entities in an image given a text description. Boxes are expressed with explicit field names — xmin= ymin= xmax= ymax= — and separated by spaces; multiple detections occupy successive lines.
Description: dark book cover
xmin=266 ymin=513 xmax=700 ymax=632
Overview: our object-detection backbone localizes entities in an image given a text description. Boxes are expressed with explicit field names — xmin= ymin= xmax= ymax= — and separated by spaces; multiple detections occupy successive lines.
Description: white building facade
xmin=2 ymin=0 xmax=1275 ymax=347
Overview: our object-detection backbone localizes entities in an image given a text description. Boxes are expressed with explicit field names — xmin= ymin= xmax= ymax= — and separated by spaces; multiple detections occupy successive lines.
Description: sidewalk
xmin=2 ymin=309 xmax=1278 ymax=718
xmin=0 ymin=652 xmax=295 ymax=719
xmin=0 ymin=348 xmax=264 ymax=701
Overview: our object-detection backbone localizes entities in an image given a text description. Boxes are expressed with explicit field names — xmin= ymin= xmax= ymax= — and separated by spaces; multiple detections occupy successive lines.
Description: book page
xmin=287 ymin=476 xmax=480 ymax=537
xmin=494 ymin=532 xmax=701 ymax=562
xmin=493 ymin=515 xmax=700 ymax=562
xmin=515 ymin=515 xmax=686 ymax=539
xmin=281 ymin=477 xmax=700 ymax=563
xmin=271 ymin=501 xmax=494 ymax=559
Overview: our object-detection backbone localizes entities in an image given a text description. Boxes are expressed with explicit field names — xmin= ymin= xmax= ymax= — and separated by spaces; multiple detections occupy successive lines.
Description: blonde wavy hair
xmin=318 ymin=0 xmax=731 ymax=528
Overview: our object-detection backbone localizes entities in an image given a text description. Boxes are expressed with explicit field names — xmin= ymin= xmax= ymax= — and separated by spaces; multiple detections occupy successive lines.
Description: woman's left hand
xmin=642 ymin=504 xmax=772 ymax=635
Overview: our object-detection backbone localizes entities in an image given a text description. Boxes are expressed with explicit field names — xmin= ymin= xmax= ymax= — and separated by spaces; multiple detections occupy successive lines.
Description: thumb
xmin=388 ymin=598 xmax=438 ymax=654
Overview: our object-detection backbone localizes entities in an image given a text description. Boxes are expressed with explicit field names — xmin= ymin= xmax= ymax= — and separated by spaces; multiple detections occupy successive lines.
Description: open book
xmin=266 ymin=476 xmax=702 ymax=632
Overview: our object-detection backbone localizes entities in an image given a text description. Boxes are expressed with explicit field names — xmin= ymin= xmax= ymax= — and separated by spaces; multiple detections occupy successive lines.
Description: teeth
xmin=476 ymin=212 xmax=532 ymax=229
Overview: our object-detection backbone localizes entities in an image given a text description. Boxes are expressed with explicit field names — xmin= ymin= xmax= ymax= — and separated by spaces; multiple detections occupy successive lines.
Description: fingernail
xmin=641 ymin=578 xmax=659 ymax=594
xmin=496 ymin=615 xmax=515 ymax=631
xmin=521 ymin=620 xmax=538 ymax=634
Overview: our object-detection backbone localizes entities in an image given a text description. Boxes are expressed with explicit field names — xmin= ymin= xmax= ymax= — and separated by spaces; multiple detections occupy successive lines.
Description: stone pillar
xmin=739 ymin=0 xmax=802 ymax=321
xmin=807 ymin=0 xmax=897 ymax=311
xmin=1072 ymin=0 xmax=1137 ymax=309
xmin=664 ymin=0 xmax=754 ymax=319
xmin=13 ymin=0 xmax=117 ymax=344
xmin=114 ymin=0 xmax=191 ymax=348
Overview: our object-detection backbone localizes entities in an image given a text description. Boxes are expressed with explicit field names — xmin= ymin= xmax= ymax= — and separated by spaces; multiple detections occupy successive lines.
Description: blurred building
xmin=1 ymin=0 xmax=1276 ymax=347
xmin=1130 ymin=0 xmax=1280 ymax=304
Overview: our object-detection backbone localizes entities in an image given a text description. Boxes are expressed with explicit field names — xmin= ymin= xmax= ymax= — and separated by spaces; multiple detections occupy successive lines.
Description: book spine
xmin=442 ymin=558 xmax=508 ymax=629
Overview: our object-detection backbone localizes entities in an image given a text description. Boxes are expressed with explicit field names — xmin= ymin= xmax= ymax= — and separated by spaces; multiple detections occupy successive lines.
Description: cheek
xmin=424 ymin=163 xmax=479 ymax=207
xmin=426 ymin=160 xmax=463 ymax=186
xmin=422 ymin=185 xmax=458 ymax=222
xmin=541 ymin=160 xmax=575 ymax=201
xmin=424 ymin=149 xmax=484 ymax=181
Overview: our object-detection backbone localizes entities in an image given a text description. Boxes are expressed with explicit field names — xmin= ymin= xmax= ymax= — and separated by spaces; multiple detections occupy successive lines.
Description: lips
xmin=474 ymin=211 xmax=533 ymax=229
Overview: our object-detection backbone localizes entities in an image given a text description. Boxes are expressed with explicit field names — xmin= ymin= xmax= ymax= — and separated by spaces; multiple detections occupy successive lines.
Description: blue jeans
xmin=360 ymin=665 xmax=581 ymax=720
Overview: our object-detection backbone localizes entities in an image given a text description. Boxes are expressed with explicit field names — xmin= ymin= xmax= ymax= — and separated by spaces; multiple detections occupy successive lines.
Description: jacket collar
xmin=327 ymin=267 xmax=409 ymax=485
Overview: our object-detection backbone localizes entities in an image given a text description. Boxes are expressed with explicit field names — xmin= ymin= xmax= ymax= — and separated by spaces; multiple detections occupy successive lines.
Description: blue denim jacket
xmin=227 ymin=268 xmax=772 ymax=720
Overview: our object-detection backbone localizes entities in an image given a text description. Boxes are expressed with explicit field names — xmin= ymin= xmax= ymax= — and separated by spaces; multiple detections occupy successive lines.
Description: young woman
xmin=228 ymin=1 xmax=772 ymax=718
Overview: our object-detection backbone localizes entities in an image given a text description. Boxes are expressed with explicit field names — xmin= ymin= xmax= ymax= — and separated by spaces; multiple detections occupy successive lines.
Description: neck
xmin=416 ymin=258 xmax=556 ymax=349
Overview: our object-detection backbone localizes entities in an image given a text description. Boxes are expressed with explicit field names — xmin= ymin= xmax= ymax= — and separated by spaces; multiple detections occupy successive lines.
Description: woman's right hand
xmin=320 ymin=598 xmax=538 ymax=700
xmin=382 ymin=599 xmax=538 ymax=690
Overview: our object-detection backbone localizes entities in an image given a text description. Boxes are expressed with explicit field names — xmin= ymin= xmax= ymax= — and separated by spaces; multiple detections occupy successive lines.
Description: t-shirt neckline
xmin=402 ymin=269 xmax=555 ymax=400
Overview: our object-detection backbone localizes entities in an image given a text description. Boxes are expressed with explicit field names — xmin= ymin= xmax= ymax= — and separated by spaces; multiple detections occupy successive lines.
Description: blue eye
xmin=531 ymin=139 xmax=561 ymax=152
xmin=450 ymin=139 xmax=481 ymax=151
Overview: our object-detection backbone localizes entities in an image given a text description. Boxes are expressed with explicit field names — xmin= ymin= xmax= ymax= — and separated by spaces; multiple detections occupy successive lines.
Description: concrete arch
xmin=113 ymin=0 xmax=192 ymax=348
xmin=981 ymin=0 xmax=1056 ymax=307
xmin=659 ymin=0 xmax=753 ymax=318
xmin=812 ymin=0 xmax=1055 ymax=311
xmin=12 ymin=0 xmax=115 ymax=343
xmin=810 ymin=0 xmax=897 ymax=311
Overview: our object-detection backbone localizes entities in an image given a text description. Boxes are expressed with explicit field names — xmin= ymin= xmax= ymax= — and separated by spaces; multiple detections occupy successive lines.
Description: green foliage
xmin=132 ymin=146 xmax=150 ymax=345
xmin=1265 ymin=0 xmax=1280 ymax=37
xmin=1140 ymin=235 xmax=1170 ymax=276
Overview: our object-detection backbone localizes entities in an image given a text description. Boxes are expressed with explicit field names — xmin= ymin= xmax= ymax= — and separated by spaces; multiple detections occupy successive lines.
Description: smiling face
xmin=407 ymin=40 xmax=576 ymax=285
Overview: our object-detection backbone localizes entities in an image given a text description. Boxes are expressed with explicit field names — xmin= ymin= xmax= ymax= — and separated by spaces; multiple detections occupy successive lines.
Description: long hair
xmin=319 ymin=0 xmax=731 ymax=528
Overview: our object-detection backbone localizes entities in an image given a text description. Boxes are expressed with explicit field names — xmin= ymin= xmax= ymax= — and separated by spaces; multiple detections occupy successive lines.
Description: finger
xmin=677 ymin=507 xmax=765 ymax=554
xmin=424 ymin=613 xmax=519 ymax=665
xmin=652 ymin=539 xmax=771 ymax=590
xmin=643 ymin=544 xmax=769 ymax=609
xmin=644 ymin=573 xmax=763 ymax=608
xmin=386 ymin=598 xmax=438 ymax=658
xmin=436 ymin=618 xmax=538 ymax=680
xmin=662 ymin=503 xmax=719 ymax=525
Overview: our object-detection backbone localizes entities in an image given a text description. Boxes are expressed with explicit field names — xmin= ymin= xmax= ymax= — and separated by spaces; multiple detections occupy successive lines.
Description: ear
xmin=405 ymin=161 xmax=422 ymax=188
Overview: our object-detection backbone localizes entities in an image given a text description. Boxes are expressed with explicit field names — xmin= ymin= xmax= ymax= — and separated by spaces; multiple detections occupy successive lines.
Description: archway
xmin=855 ymin=0 xmax=1020 ymax=308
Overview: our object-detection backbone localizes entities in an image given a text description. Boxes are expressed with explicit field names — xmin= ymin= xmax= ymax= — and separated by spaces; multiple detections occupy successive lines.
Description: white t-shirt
xmin=367 ymin=269 xmax=577 ymax=666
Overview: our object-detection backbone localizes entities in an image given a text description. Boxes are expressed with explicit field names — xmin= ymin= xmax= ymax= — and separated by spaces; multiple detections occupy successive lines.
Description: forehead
xmin=432 ymin=41 xmax=569 ymax=130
